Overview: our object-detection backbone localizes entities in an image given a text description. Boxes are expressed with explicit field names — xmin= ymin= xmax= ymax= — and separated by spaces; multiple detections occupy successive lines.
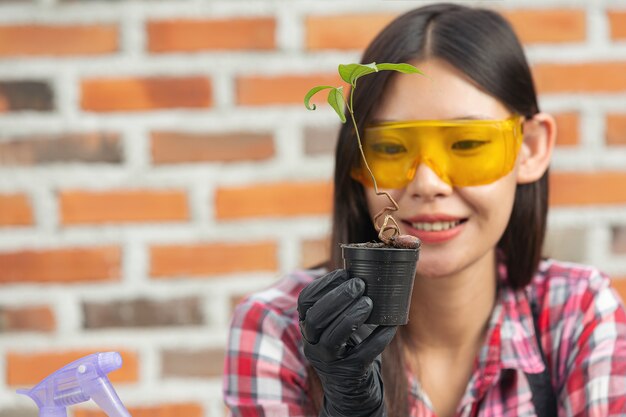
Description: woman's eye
xmin=371 ymin=143 xmax=407 ymax=155
xmin=451 ymin=140 xmax=489 ymax=151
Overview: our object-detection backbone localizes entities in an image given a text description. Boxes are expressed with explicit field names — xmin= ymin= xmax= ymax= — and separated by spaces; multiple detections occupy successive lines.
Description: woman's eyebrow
xmin=451 ymin=114 xmax=496 ymax=120
xmin=370 ymin=114 xmax=497 ymax=123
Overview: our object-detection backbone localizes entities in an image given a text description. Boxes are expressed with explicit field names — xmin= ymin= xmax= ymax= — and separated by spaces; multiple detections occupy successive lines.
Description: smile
xmin=402 ymin=218 xmax=468 ymax=244
xmin=410 ymin=220 xmax=463 ymax=231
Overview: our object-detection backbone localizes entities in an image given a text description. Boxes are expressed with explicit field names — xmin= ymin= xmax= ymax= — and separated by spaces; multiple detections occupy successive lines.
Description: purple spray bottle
xmin=17 ymin=352 xmax=131 ymax=417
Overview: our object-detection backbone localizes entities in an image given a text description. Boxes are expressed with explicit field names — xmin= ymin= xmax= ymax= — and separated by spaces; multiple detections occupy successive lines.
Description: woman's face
xmin=364 ymin=58 xmax=519 ymax=279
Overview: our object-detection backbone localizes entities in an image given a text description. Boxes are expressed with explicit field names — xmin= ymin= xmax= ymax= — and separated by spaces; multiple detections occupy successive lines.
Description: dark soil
xmin=345 ymin=234 xmax=421 ymax=250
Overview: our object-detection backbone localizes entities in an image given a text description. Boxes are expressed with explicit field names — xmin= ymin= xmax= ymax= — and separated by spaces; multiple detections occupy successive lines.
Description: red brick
xmin=0 ymin=81 xmax=53 ymax=112
xmin=236 ymin=74 xmax=345 ymax=106
xmin=0 ymin=306 xmax=55 ymax=332
xmin=161 ymin=348 xmax=225 ymax=378
xmin=543 ymin=227 xmax=587 ymax=263
xmin=81 ymin=77 xmax=212 ymax=112
xmin=613 ymin=226 xmax=626 ymax=254
xmin=0 ymin=247 xmax=121 ymax=284
xmin=83 ymin=297 xmax=203 ymax=328
xmin=549 ymin=172 xmax=626 ymax=206
xmin=215 ymin=181 xmax=332 ymax=219
xmin=0 ymin=407 xmax=36 ymax=417
xmin=306 ymin=14 xmax=396 ymax=50
xmin=7 ymin=350 xmax=138 ymax=386
xmin=60 ymin=190 xmax=189 ymax=225
xmin=230 ymin=294 xmax=247 ymax=314
xmin=533 ymin=62 xmax=626 ymax=93
xmin=74 ymin=403 xmax=203 ymax=417
xmin=0 ymin=194 xmax=33 ymax=226
xmin=554 ymin=112 xmax=580 ymax=146
xmin=304 ymin=125 xmax=340 ymax=156
xmin=502 ymin=9 xmax=586 ymax=44
xmin=150 ymin=241 xmax=277 ymax=278
xmin=148 ymin=18 xmax=275 ymax=52
xmin=301 ymin=238 xmax=329 ymax=269
xmin=606 ymin=114 xmax=626 ymax=145
xmin=608 ymin=11 xmax=626 ymax=40
xmin=305 ymin=10 xmax=585 ymax=51
xmin=0 ymin=132 xmax=122 ymax=165
xmin=151 ymin=131 xmax=274 ymax=164
xmin=0 ymin=24 xmax=118 ymax=56
xmin=612 ymin=278 xmax=626 ymax=304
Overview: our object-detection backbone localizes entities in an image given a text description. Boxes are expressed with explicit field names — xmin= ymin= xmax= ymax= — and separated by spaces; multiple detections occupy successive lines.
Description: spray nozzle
xmin=17 ymin=352 xmax=131 ymax=417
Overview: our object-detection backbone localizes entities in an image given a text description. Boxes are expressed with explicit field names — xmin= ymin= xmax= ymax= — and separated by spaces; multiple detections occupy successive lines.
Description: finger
xmin=350 ymin=325 xmax=398 ymax=364
xmin=317 ymin=296 xmax=372 ymax=358
xmin=300 ymin=278 xmax=365 ymax=344
xmin=301 ymin=278 xmax=364 ymax=344
xmin=297 ymin=269 xmax=350 ymax=321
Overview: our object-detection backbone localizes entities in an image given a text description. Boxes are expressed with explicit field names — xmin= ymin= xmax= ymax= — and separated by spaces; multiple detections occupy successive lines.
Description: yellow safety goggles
xmin=351 ymin=115 xmax=524 ymax=188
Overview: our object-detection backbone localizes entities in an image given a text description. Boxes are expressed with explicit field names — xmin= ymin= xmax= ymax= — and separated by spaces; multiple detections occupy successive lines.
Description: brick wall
xmin=1 ymin=1 xmax=626 ymax=416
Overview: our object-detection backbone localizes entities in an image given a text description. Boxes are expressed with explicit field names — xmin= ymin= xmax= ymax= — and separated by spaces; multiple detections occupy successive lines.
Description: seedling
xmin=305 ymin=63 xmax=422 ymax=247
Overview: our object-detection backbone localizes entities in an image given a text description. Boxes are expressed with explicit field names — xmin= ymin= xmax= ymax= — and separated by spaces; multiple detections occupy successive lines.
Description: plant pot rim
xmin=341 ymin=243 xmax=420 ymax=262
xmin=340 ymin=242 xmax=419 ymax=251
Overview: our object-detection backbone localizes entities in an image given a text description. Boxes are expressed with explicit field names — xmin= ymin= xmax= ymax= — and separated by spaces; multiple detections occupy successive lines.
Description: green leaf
xmin=305 ymin=62 xmax=422 ymax=125
xmin=304 ymin=85 xmax=346 ymax=123
xmin=304 ymin=85 xmax=335 ymax=110
xmin=376 ymin=62 xmax=423 ymax=76
xmin=327 ymin=86 xmax=346 ymax=123
xmin=338 ymin=63 xmax=378 ymax=86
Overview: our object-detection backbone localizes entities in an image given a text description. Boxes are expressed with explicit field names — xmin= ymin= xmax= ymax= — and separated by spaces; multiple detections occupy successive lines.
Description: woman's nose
xmin=405 ymin=161 xmax=454 ymax=200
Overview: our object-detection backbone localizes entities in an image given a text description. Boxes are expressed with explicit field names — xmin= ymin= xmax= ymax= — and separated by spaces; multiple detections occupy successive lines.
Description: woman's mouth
xmin=410 ymin=219 xmax=464 ymax=231
xmin=402 ymin=218 xmax=468 ymax=244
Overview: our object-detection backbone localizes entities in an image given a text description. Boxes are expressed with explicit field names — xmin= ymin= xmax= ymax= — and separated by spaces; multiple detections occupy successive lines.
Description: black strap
xmin=525 ymin=301 xmax=558 ymax=417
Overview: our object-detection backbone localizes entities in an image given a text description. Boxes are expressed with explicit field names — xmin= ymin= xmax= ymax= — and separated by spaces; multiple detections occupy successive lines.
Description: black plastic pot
xmin=341 ymin=243 xmax=419 ymax=326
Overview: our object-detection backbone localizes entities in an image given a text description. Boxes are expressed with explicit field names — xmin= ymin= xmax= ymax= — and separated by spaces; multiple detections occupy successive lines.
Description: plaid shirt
xmin=223 ymin=259 xmax=626 ymax=416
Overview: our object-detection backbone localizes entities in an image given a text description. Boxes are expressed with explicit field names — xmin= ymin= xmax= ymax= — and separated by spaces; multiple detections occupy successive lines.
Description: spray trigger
xmin=17 ymin=351 xmax=131 ymax=417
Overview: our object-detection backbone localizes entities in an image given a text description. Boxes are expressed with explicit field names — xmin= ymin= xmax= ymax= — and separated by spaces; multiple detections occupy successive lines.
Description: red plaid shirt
xmin=223 ymin=259 xmax=626 ymax=416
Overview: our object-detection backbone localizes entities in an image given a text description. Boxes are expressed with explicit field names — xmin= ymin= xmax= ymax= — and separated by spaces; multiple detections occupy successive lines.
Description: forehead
xmin=374 ymin=58 xmax=510 ymax=122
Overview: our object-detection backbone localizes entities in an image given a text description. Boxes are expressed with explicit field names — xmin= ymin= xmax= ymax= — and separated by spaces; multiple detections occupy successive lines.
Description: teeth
xmin=411 ymin=220 xmax=462 ymax=231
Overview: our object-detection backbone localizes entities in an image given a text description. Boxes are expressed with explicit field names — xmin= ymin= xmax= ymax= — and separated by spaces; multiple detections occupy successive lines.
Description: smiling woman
xmin=223 ymin=3 xmax=626 ymax=417
xmin=363 ymin=58 xmax=526 ymax=272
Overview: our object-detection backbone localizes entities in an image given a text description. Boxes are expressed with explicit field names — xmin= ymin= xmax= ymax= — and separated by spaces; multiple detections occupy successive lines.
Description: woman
xmin=223 ymin=4 xmax=626 ymax=416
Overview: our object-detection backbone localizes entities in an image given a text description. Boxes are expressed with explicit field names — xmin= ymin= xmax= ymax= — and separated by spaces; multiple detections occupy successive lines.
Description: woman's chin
xmin=415 ymin=261 xmax=457 ymax=280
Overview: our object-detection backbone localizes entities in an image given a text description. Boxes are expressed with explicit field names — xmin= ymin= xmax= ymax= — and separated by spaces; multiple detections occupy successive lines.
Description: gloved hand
xmin=297 ymin=269 xmax=397 ymax=417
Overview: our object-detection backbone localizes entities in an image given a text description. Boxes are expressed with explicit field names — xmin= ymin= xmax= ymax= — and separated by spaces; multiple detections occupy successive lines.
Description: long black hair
xmin=307 ymin=4 xmax=549 ymax=416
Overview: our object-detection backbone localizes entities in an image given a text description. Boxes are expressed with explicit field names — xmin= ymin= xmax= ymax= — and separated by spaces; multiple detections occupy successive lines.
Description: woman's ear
xmin=516 ymin=112 xmax=557 ymax=184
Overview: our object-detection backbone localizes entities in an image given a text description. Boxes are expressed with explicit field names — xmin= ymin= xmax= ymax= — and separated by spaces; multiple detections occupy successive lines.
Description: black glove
xmin=297 ymin=269 xmax=397 ymax=417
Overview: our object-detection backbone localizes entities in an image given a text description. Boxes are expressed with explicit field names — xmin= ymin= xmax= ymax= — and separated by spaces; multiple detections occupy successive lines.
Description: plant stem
xmin=348 ymin=86 xmax=400 ymax=244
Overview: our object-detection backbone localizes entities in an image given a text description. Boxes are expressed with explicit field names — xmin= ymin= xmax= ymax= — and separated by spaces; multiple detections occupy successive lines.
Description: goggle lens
xmin=352 ymin=116 xmax=523 ymax=188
